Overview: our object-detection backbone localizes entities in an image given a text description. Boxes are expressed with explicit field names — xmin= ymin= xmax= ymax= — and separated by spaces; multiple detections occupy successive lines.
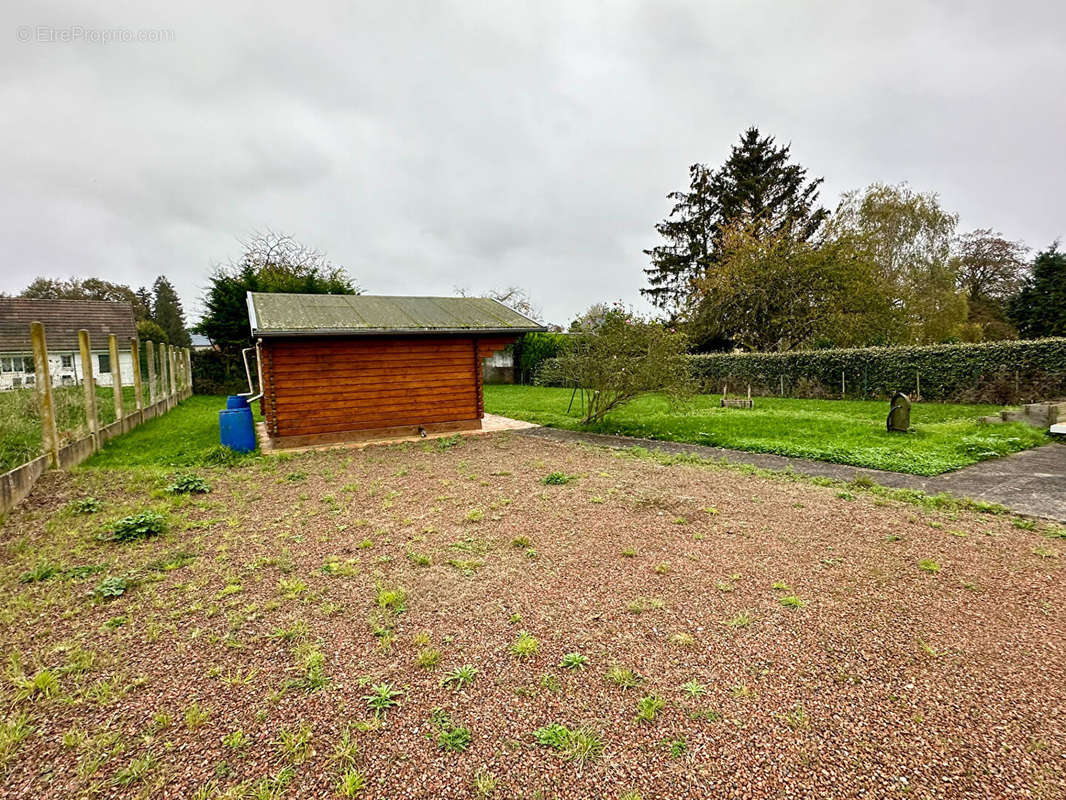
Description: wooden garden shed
xmin=247 ymin=292 xmax=544 ymax=446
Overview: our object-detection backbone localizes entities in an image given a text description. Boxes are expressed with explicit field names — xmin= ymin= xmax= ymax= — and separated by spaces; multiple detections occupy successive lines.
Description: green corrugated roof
xmin=247 ymin=293 xmax=545 ymax=337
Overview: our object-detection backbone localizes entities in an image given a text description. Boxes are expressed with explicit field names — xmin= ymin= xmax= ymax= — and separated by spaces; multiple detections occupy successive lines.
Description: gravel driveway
xmin=0 ymin=432 xmax=1062 ymax=799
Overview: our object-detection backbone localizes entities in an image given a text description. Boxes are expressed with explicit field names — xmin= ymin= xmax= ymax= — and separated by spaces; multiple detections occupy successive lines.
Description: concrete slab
xmin=256 ymin=414 xmax=536 ymax=455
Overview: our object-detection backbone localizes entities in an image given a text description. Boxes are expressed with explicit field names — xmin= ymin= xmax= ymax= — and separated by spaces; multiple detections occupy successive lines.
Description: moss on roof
xmin=247 ymin=293 xmax=544 ymax=336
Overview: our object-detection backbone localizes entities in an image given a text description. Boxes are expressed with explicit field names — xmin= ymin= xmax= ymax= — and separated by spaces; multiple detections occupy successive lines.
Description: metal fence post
xmin=130 ymin=337 xmax=143 ymax=414
xmin=78 ymin=329 xmax=99 ymax=442
xmin=31 ymin=322 xmax=60 ymax=468
xmin=109 ymin=334 xmax=124 ymax=421
xmin=146 ymin=340 xmax=157 ymax=406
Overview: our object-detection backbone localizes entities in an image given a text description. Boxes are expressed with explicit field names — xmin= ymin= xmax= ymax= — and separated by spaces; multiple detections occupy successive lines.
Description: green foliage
xmin=635 ymin=695 xmax=666 ymax=724
xmin=643 ymin=127 xmax=827 ymax=319
xmin=136 ymin=319 xmax=169 ymax=345
xmin=829 ymin=182 xmax=966 ymax=345
xmin=486 ymin=386 xmax=1047 ymax=476
xmin=1011 ymin=244 xmax=1066 ymax=339
xmin=93 ymin=576 xmax=130 ymax=600
xmin=363 ymin=682 xmax=402 ymax=713
xmin=559 ymin=652 xmax=588 ymax=670
xmin=551 ymin=306 xmax=691 ymax=422
xmin=70 ymin=497 xmax=103 ymax=514
xmin=541 ymin=472 xmax=573 ymax=485
xmin=86 ymin=396 xmax=260 ymax=469
xmin=105 ymin=511 xmax=167 ymax=543
xmin=151 ymin=276 xmax=191 ymax=346
xmin=166 ymin=473 xmax=210 ymax=494
xmin=510 ymin=630 xmax=540 ymax=659
xmin=19 ymin=561 xmax=60 ymax=583
xmin=687 ymin=222 xmax=891 ymax=351
xmin=532 ymin=723 xmax=604 ymax=763
xmin=440 ymin=664 xmax=478 ymax=690
xmin=513 ymin=331 xmax=571 ymax=384
xmin=430 ymin=709 xmax=472 ymax=752
xmin=196 ymin=232 xmax=358 ymax=357
xmin=688 ymin=337 xmax=1066 ymax=403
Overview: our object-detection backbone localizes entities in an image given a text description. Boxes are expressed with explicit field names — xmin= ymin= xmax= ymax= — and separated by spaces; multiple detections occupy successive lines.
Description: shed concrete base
xmin=256 ymin=414 xmax=536 ymax=455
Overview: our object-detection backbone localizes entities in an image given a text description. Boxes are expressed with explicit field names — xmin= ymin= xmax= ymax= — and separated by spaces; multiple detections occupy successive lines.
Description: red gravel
xmin=0 ymin=432 xmax=1063 ymax=799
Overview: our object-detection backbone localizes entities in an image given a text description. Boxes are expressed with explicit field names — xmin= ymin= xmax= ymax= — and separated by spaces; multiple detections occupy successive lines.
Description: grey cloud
xmin=1 ymin=0 xmax=1063 ymax=325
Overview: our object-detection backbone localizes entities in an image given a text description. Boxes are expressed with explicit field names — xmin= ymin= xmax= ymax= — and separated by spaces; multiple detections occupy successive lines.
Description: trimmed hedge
xmin=191 ymin=349 xmax=249 ymax=396
xmin=688 ymin=338 xmax=1066 ymax=404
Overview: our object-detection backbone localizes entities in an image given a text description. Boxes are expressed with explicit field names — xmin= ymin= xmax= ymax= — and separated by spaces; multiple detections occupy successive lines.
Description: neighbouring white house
xmin=0 ymin=298 xmax=138 ymax=391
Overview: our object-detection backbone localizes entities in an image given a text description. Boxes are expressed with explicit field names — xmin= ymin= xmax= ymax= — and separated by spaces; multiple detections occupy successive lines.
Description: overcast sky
xmin=2 ymin=1 xmax=1063 ymax=327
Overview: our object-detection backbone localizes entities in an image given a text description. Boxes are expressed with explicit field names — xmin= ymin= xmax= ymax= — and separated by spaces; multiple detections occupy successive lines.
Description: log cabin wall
xmin=260 ymin=335 xmax=513 ymax=438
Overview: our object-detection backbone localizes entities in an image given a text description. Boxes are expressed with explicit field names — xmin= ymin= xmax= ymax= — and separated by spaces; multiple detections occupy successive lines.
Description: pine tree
xmin=152 ymin=276 xmax=191 ymax=346
xmin=643 ymin=128 xmax=828 ymax=317
xmin=1009 ymin=244 xmax=1066 ymax=338
xmin=134 ymin=286 xmax=154 ymax=322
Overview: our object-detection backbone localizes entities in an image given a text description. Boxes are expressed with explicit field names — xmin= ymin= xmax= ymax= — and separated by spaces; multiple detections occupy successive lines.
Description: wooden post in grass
xmin=146 ymin=340 xmax=157 ymax=406
xmin=130 ymin=337 xmax=143 ymax=414
xmin=185 ymin=348 xmax=193 ymax=396
xmin=78 ymin=329 xmax=98 ymax=441
xmin=168 ymin=344 xmax=177 ymax=400
xmin=31 ymin=322 xmax=60 ymax=468
xmin=109 ymin=334 xmax=124 ymax=421
xmin=841 ymin=370 xmax=845 ymax=399
xmin=159 ymin=343 xmax=169 ymax=405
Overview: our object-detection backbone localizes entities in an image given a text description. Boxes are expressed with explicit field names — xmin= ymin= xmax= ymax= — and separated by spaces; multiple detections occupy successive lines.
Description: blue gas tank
xmin=219 ymin=395 xmax=256 ymax=453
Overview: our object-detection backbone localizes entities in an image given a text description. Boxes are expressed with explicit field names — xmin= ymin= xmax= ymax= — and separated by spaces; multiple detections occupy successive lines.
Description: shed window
xmin=98 ymin=353 xmax=111 ymax=373
xmin=61 ymin=354 xmax=74 ymax=369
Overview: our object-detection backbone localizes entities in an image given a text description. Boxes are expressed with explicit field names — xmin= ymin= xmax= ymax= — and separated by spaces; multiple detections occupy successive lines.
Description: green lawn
xmin=484 ymin=385 xmax=1049 ymax=476
xmin=0 ymin=385 xmax=150 ymax=474
xmin=85 ymin=395 xmax=260 ymax=470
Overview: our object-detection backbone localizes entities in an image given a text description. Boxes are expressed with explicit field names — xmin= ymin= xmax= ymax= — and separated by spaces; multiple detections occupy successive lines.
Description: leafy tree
xmin=554 ymin=305 xmax=689 ymax=423
xmin=829 ymin=183 xmax=967 ymax=344
xmin=1009 ymin=244 xmax=1066 ymax=338
xmin=20 ymin=277 xmax=149 ymax=319
xmin=152 ymin=276 xmax=191 ymax=347
xmin=951 ymin=229 xmax=1028 ymax=340
xmin=197 ymin=232 xmax=359 ymax=355
xmin=136 ymin=320 xmax=168 ymax=344
xmin=687 ymin=223 xmax=893 ymax=351
xmin=643 ymin=127 xmax=828 ymax=331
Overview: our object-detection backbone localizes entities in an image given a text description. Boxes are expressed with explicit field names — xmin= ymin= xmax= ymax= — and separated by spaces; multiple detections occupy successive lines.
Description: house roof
xmin=0 ymin=298 xmax=137 ymax=352
xmin=247 ymin=293 xmax=546 ymax=337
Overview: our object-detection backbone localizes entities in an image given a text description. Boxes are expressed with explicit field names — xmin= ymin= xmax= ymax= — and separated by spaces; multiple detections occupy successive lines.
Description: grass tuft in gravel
xmin=605 ymin=665 xmax=643 ymax=689
xmin=635 ymin=695 xmax=666 ymax=724
xmin=560 ymin=652 xmax=588 ymax=670
xmin=363 ymin=682 xmax=403 ymax=714
xmin=431 ymin=709 xmax=472 ymax=752
xmin=533 ymin=724 xmax=604 ymax=763
xmin=511 ymin=630 xmax=540 ymax=659
xmin=337 ymin=768 xmax=367 ymax=797
xmin=441 ymin=664 xmax=478 ymax=690
xmin=918 ymin=558 xmax=942 ymax=573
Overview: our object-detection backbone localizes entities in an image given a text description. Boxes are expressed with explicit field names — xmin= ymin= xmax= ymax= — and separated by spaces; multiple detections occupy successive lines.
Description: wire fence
xmin=0 ymin=323 xmax=192 ymax=474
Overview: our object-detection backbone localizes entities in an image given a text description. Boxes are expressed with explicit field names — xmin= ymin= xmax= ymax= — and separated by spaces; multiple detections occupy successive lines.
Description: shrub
xmin=166 ymin=473 xmax=210 ymax=494
xmin=105 ymin=511 xmax=167 ymax=543
xmin=552 ymin=306 xmax=691 ymax=422
xmin=688 ymin=337 xmax=1066 ymax=403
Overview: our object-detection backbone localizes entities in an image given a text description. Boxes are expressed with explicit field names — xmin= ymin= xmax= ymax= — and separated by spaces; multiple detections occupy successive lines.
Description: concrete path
xmin=518 ymin=426 xmax=1066 ymax=523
